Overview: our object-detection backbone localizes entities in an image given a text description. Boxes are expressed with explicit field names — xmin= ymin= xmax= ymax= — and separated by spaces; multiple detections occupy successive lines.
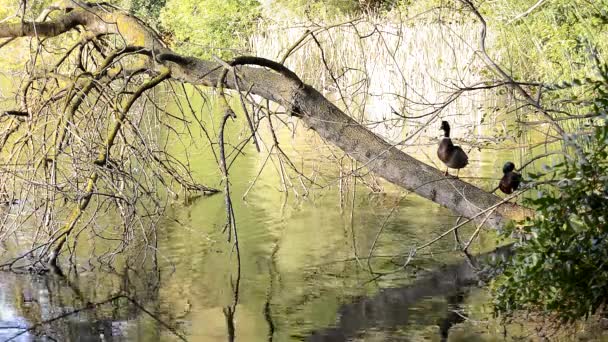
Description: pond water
xmin=0 ymin=18 xmax=561 ymax=341
xmin=6 ymin=11 xmax=608 ymax=338
xmin=0 ymin=90 xmax=529 ymax=341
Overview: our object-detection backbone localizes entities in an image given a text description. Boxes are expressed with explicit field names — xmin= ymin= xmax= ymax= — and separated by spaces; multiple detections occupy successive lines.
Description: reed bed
xmin=250 ymin=14 xmax=501 ymax=144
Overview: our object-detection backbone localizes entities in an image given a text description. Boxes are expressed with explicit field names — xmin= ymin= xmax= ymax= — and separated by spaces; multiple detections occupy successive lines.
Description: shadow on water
xmin=307 ymin=244 xmax=514 ymax=341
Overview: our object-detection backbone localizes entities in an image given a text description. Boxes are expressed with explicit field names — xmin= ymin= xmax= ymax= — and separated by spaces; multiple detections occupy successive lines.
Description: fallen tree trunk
xmin=0 ymin=2 xmax=531 ymax=231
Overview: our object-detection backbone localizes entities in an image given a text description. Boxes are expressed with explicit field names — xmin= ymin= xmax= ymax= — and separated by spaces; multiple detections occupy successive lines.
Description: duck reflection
xmin=438 ymin=292 xmax=466 ymax=342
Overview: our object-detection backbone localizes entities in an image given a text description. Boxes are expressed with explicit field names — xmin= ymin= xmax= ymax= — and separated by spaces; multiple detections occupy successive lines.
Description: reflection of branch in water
xmin=4 ymin=265 xmax=183 ymax=342
xmin=307 ymin=244 xmax=514 ymax=341
xmin=6 ymin=294 xmax=124 ymax=341
xmin=223 ymin=254 xmax=241 ymax=342
xmin=5 ymin=293 xmax=187 ymax=342
xmin=224 ymin=298 xmax=237 ymax=341
xmin=263 ymin=242 xmax=280 ymax=342
xmin=263 ymin=300 xmax=275 ymax=342
xmin=125 ymin=296 xmax=188 ymax=341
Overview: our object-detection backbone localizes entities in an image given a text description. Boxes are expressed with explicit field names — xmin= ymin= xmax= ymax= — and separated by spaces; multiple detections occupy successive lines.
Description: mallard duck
xmin=499 ymin=162 xmax=521 ymax=194
xmin=438 ymin=121 xmax=468 ymax=177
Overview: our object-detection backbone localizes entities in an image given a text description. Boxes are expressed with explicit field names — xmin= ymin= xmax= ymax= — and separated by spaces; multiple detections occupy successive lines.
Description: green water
xmin=0 ymin=13 xmax=600 ymax=340
xmin=0 ymin=88 xmax=534 ymax=341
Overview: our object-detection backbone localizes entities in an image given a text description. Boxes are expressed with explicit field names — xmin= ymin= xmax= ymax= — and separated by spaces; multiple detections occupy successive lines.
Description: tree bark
xmin=0 ymin=3 xmax=531 ymax=230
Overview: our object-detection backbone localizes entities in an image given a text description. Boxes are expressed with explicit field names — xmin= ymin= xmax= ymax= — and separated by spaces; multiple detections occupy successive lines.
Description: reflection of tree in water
xmin=0 ymin=256 xmax=188 ymax=341
xmin=307 ymin=245 xmax=513 ymax=341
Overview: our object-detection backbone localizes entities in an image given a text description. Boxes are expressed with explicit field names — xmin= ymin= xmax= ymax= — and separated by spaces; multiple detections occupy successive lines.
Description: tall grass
xmin=250 ymin=13 xmax=501 ymax=144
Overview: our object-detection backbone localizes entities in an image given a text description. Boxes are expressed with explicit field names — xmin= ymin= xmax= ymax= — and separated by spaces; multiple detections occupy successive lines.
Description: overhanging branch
xmin=0 ymin=3 xmax=531 ymax=236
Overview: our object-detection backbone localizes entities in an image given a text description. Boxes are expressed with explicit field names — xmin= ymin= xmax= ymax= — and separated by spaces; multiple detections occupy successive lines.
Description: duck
xmin=437 ymin=121 xmax=468 ymax=177
xmin=499 ymin=161 xmax=521 ymax=194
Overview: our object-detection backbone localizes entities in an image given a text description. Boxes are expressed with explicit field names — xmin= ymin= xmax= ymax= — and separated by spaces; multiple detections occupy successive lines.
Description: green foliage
xmin=130 ymin=0 xmax=167 ymax=23
xmin=266 ymin=0 xmax=397 ymax=18
xmin=493 ymin=75 xmax=608 ymax=321
xmin=269 ymin=0 xmax=358 ymax=16
xmin=481 ymin=0 xmax=608 ymax=83
xmin=159 ymin=0 xmax=261 ymax=59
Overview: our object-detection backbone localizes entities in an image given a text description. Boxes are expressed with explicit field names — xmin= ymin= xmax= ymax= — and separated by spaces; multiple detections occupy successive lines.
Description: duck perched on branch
xmin=499 ymin=162 xmax=521 ymax=194
xmin=437 ymin=121 xmax=468 ymax=178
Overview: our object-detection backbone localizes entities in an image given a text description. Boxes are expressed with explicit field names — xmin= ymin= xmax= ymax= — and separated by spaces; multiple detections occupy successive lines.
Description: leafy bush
xmin=493 ymin=75 xmax=608 ymax=321
xmin=159 ymin=0 xmax=261 ymax=59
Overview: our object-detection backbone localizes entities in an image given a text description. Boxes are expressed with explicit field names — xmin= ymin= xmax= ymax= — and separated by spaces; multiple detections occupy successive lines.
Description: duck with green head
xmin=499 ymin=161 xmax=521 ymax=194
xmin=437 ymin=121 xmax=468 ymax=177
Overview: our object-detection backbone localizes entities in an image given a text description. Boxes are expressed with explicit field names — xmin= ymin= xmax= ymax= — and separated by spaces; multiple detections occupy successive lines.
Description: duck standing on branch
xmin=437 ymin=121 xmax=469 ymax=178
xmin=499 ymin=161 xmax=521 ymax=194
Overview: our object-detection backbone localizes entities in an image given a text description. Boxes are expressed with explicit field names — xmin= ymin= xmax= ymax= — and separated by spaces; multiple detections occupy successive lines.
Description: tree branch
xmin=0 ymin=4 xmax=531 ymax=237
